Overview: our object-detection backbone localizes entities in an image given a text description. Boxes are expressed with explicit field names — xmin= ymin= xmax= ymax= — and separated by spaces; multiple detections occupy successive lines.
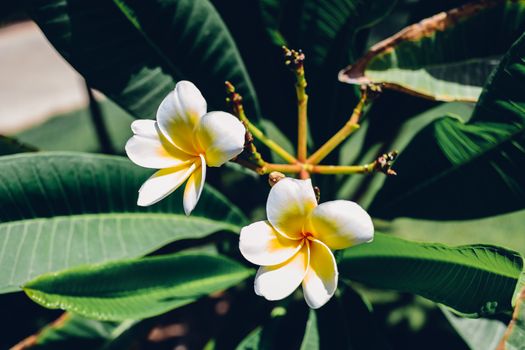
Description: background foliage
xmin=2 ymin=0 xmax=525 ymax=349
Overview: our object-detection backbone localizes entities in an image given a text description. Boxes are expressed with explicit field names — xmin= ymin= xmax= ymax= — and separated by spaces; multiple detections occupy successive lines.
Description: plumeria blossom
xmin=126 ymin=81 xmax=246 ymax=215
xmin=239 ymin=178 xmax=374 ymax=309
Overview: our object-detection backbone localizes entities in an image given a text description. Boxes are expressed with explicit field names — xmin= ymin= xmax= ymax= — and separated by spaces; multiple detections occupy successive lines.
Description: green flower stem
xmin=225 ymin=82 xmax=298 ymax=165
xmin=309 ymin=163 xmax=375 ymax=175
xmin=306 ymin=90 xmax=367 ymax=165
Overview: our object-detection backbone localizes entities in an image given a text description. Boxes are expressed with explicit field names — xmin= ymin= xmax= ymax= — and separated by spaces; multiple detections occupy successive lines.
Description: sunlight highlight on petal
xmin=137 ymin=162 xmax=197 ymax=206
xmin=302 ymin=239 xmax=338 ymax=309
xmin=267 ymin=178 xmax=318 ymax=239
xmin=240 ymin=221 xmax=304 ymax=266
xmin=156 ymin=81 xmax=206 ymax=154
xmin=309 ymin=200 xmax=374 ymax=249
xmin=196 ymin=111 xmax=245 ymax=167
xmin=254 ymin=244 xmax=309 ymax=301
xmin=183 ymin=154 xmax=206 ymax=215
xmin=126 ymin=120 xmax=193 ymax=169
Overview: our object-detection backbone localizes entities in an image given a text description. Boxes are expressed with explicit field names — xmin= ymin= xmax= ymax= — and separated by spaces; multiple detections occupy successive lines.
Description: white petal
xmin=254 ymin=244 xmax=309 ymax=301
xmin=156 ymin=81 xmax=207 ymax=153
xmin=240 ymin=221 xmax=304 ymax=266
xmin=183 ymin=154 xmax=206 ymax=216
xmin=309 ymin=200 xmax=374 ymax=250
xmin=302 ymin=239 xmax=338 ymax=309
xmin=196 ymin=111 xmax=245 ymax=167
xmin=137 ymin=162 xmax=197 ymax=206
xmin=126 ymin=120 xmax=193 ymax=169
xmin=267 ymin=178 xmax=318 ymax=240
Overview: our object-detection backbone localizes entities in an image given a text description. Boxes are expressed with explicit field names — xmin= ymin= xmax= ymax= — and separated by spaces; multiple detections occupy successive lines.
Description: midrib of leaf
xmin=379 ymin=123 xmax=524 ymax=211
xmin=345 ymin=235 xmax=522 ymax=279
xmin=24 ymin=268 xmax=252 ymax=299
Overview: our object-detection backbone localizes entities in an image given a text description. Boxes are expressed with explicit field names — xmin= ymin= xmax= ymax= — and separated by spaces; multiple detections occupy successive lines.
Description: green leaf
xmin=0 ymin=152 xmax=247 ymax=294
xmin=340 ymin=0 xmax=525 ymax=102
xmin=260 ymin=119 xmax=295 ymax=163
xmin=235 ymin=303 xmax=309 ymax=350
xmin=15 ymin=100 xmax=134 ymax=153
xmin=22 ymin=313 xmax=124 ymax=350
xmin=377 ymin=209 xmax=525 ymax=257
xmin=299 ymin=310 xmax=319 ymax=350
xmin=0 ymin=135 xmax=36 ymax=156
xmin=498 ymin=287 xmax=525 ymax=350
xmin=27 ymin=0 xmax=259 ymax=120
xmin=441 ymin=307 xmax=506 ymax=350
xmin=23 ymin=252 xmax=252 ymax=321
xmin=369 ymin=31 xmax=525 ymax=220
xmin=339 ymin=233 xmax=524 ymax=317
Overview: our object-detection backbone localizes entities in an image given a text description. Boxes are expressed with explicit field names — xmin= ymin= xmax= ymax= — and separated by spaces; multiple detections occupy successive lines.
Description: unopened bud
xmin=268 ymin=172 xmax=286 ymax=187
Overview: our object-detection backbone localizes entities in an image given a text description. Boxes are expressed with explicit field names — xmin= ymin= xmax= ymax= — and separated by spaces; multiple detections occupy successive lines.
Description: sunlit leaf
xmin=0 ymin=152 xmax=247 ymax=294
xmin=24 ymin=253 xmax=252 ymax=320
xmin=340 ymin=0 xmax=525 ymax=102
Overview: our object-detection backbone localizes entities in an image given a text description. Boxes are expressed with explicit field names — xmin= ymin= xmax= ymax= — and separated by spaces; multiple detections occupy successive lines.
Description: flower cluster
xmin=126 ymin=80 xmax=374 ymax=308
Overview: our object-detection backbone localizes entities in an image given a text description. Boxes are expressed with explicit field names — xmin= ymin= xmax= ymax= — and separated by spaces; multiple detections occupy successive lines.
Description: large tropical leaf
xmin=377 ymin=209 xmax=525 ymax=256
xmin=369 ymin=31 xmax=525 ymax=220
xmin=26 ymin=0 xmax=259 ymax=120
xmin=0 ymin=152 xmax=247 ymax=294
xmin=23 ymin=253 xmax=252 ymax=320
xmin=340 ymin=0 xmax=525 ymax=102
xmin=340 ymin=233 xmax=524 ymax=317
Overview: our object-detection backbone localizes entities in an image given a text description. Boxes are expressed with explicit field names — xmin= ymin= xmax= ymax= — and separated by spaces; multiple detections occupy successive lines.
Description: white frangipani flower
xmin=239 ymin=178 xmax=374 ymax=309
xmin=126 ymin=81 xmax=246 ymax=215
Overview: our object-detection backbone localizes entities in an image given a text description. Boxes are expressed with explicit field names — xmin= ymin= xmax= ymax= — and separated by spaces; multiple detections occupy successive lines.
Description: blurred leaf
xmin=299 ymin=310 xmax=319 ymax=350
xmin=340 ymin=0 xmax=525 ymax=102
xmin=0 ymin=152 xmax=247 ymax=294
xmin=15 ymin=100 xmax=133 ymax=153
xmin=235 ymin=302 xmax=308 ymax=350
xmin=260 ymin=119 xmax=295 ymax=163
xmin=377 ymin=209 xmax=525 ymax=256
xmin=340 ymin=233 xmax=523 ymax=317
xmin=27 ymin=0 xmax=259 ymax=120
xmin=0 ymin=135 xmax=36 ymax=156
xmin=498 ymin=287 xmax=525 ymax=350
xmin=24 ymin=253 xmax=252 ymax=320
xmin=442 ymin=307 xmax=506 ymax=350
xmin=370 ymin=31 xmax=525 ymax=220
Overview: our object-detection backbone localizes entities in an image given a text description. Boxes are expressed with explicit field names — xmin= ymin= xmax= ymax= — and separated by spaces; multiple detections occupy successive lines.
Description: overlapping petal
xmin=183 ymin=154 xmax=206 ymax=215
xmin=156 ymin=81 xmax=207 ymax=154
xmin=302 ymin=239 xmax=338 ymax=309
xmin=137 ymin=162 xmax=197 ymax=207
xmin=126 ymin=120 xmax=193 ymax=169
xmin=254 ymin=244 xmax=309 ymax=301
xmin=195 ymin=111 xmax=245 ymax=167
xmin=309 ymin=200 xmax=374 ymax=250
xmin=239 ymin=221 xmax=304 ymax=266
xmin=267 ymin=178 xmax=318 ymax=239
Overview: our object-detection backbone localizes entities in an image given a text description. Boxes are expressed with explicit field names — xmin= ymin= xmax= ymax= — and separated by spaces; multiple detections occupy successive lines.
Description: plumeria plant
xmin=4 ymin=0 xmax=525 ymax=349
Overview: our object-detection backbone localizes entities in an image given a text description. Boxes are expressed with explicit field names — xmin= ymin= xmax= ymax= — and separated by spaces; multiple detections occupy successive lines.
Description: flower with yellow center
xmin=126 ymin=81 xmax=245 ymax=215
xmin=239 ymin=178 xmax=374 ymax=308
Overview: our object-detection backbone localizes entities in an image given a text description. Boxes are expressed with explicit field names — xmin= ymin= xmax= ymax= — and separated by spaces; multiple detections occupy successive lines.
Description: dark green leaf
xmin=24 ymin=253 xmax=252 ymax=320
xmin=340 ymin=233 xmax=523 ymax=317
xmin=0 ymin=135 xmax=36 ymax=155
xmin=27 ymin=0 xmax=259 ymax=120
xmin=0 ymin=152 xmax=247 ymax=294
xmin=340 ymin=0 xmax=525 ymax=102
xmin=370 ymin=31 xmax=525 ymax=220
